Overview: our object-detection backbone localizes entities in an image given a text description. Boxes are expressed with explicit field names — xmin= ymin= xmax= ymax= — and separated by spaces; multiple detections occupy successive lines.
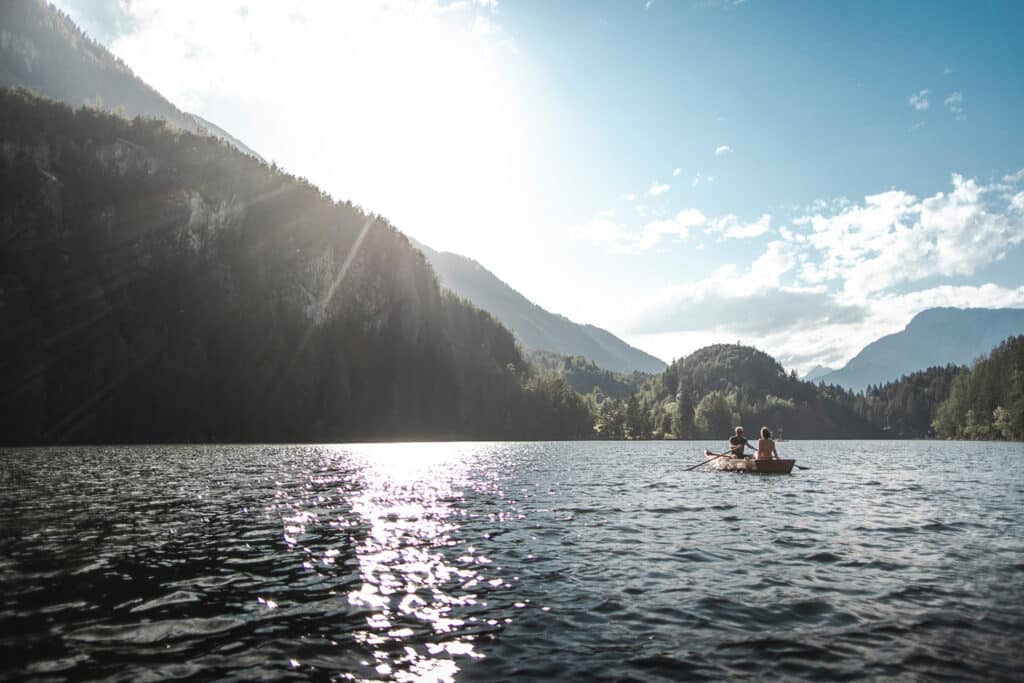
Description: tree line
xmin=824 ymin=336 xmax=1024 ymax=441
xmin=535 ymin=338 xmax=1024 ymax=442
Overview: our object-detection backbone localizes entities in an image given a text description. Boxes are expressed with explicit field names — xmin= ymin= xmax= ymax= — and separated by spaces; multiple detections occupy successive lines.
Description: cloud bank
xmin=621 ymin=171 xmax=1024 ymax=370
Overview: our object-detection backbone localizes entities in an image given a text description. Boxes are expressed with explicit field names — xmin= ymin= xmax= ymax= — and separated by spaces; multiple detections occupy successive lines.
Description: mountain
xmin=4 ymin=0 xmax=659 ymax=375
xmin=526 ymin=350 xmax=644 ymax=400
xmin=817 ymin=307 xmax=1024 ymax=392
xmin=803 ymin=365 xmax=835 ymax=382
xmin=412 ymin=241 xmax=666 ymax=374
xmin=0 ymin=0 xmax=261 ymax=159
xmin=621 ymin=343 xmax=882 ymax=440
xmin=184 ymin=113 xmax=264 ymax=162
xmin=0 ymin=88 xmax=595 ymax=444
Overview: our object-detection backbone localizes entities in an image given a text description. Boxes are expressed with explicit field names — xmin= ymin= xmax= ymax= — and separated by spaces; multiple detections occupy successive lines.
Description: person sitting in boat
xmin=728 ymin=426 xmax=754 ymax=459
xmin=756 ymin=427 xmax=780 ymax=460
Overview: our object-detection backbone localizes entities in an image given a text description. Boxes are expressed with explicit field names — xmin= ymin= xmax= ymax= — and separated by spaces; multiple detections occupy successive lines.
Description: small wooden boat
xmin=704 ymin=450 xmax=795 ymax=474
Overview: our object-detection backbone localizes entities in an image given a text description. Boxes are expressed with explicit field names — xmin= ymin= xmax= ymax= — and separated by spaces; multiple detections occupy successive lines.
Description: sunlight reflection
xmin=339 ymin=443 xmax=493 ymax=680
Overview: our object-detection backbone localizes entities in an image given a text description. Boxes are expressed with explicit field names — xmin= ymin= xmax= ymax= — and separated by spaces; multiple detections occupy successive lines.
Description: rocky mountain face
xmin=817 ymin=307 xmax=1024 ymax=391
xmin=413 ymin=241 xmax=666 ymax=375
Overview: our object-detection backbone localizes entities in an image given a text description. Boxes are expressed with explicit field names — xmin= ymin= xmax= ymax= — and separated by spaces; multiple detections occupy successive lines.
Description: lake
xmin=1 ymin=440 xmax=1022 ymax=681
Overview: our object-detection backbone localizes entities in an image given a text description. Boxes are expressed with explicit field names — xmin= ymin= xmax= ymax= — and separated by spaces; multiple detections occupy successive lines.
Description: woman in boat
xmin=756 ymin=427 xmax=779 ymax=460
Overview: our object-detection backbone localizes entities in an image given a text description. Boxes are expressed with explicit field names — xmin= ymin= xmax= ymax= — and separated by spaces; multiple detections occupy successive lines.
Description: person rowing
xmin=728 ymin=426 xmax=755 ymax=459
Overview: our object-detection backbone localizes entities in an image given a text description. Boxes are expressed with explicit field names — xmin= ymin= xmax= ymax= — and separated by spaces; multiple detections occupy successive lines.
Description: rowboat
xmin=704 ymin=450 xmax=795 ymax=474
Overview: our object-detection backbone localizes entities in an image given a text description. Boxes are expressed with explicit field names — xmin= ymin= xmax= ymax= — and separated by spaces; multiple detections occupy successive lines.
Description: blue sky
xmin=54 ymin=0 xmax=1024 ymax=371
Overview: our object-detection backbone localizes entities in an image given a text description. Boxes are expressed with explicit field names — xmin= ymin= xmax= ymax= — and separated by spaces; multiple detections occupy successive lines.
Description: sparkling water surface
xmin=1 ymin=441 xmax=1022 ymax=681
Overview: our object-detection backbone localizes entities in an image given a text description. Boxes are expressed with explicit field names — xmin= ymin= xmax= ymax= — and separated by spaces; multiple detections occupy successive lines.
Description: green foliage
xmin=822 ymin=365 xmax=965 ymax=438
xmin=929 ymin=336 xmax=1024 ymax=440
xmin=694 ymin=391 xmax=735 ymax=438
xmin=818 ymin=338 xmax=1023 ymax=441
xmin=652 ymin=344 xmax=880 ymax=439
xmin=525 ymin=351 xmax=644 ymax=399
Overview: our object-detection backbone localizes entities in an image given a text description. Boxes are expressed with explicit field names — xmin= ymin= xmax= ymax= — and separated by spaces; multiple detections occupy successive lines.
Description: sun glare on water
xmin=273 ymin=443 xmax=505 ymax=680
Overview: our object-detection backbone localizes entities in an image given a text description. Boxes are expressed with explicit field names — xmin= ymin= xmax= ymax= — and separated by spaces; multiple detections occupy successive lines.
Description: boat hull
xmin=705 ymin=453 xmax=795 ymax=474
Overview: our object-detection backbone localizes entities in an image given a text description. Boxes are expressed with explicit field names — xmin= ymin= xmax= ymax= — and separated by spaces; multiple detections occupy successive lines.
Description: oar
xmin=684 ymin=450 xmax=730 ymax=471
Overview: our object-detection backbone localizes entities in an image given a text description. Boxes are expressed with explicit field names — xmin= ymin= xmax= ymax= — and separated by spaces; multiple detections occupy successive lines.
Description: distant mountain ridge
xmin=412 ymin=240 xmax=666 ymax=374
xmin=0 ymin=0 xmax=262 ymax=160
xmin=817 ymin=307 xmax=1024 ymax=391
xmin=803 ymin=365 xmax=835 ymax=382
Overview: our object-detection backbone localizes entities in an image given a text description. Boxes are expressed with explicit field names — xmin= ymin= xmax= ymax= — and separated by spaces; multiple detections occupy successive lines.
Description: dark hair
xmin=761 ymin=427 xmax=771 ymax=439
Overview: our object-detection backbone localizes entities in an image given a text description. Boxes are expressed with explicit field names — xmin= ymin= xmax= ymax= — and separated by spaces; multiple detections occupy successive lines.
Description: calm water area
xmin=1 ymin=440 xmax=1022 ymax=681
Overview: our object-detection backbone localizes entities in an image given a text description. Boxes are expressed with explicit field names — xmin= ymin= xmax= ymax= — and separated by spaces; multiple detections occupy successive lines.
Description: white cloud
xmin=793 ymin=174 xmax=1024 ymax=299
xmin=630 ymin=208 xmax=707 ymax=251
xmin=623 ymin=173 xmax=1024 ymax=372
xmin=945 ymin=91 xmax=965 ymax=119
xmin=569 ymin=208 xmax=706 ymax=254
xmin=478 ymin=0 xmax=499 ymax=8
xmin=714 ymin=145 xmax=732 ymax=156
xmin=568 ymin=211 xmax=629 ymax=243
xmin=673 ymin=167 xmax=681 ymax=176
xmin=626 ymin=247 xmax=863 ymax=339
xmin=1003 ymin=169 xmax=1024 ymax=184
xmin=676 ymin=208 xmax=708 ymax=228
xmin=750 ymin=240 xmax=796 ymax=286
xmin=909 ymin=89 xmax=930 ymax=110
xmin=707 ymin=213 xmax=772 ymax=239
xmin=648 ymin=182 xmax=671 ymax=196
xmin=692 ymin=173 xmax=702 ymax=188
xmin=472 ymin=15 xmax=498 ymax=34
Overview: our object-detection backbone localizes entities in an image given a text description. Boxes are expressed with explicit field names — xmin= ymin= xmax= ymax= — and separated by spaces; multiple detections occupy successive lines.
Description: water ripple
xmin=1 ymin=440 xmax=1022 ymax=681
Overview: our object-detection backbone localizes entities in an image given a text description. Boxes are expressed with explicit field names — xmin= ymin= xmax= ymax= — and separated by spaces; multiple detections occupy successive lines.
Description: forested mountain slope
xmin=821 ymin=365 xmax=966 ymax=438
xmin=931 ymin=335 xmax=1024 ymax=440
xmin=593 ymin=344 xmax=882 ymax=440
xmin=819 ymin=336 xmax=1024 ymax=440
xmin=0 ymin=90 xmax=592 ymax=444
xmin=663 ymin=344 xmax=881 ymax=439
xmin=413 ymin=240 xmax=666 ymax=374
xmin=0 ymin=0 xmax=262 ymax=159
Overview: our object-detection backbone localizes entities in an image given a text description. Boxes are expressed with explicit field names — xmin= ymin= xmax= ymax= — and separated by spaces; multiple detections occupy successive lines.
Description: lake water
xmin=1 ymin=440 xmax=1022 ymax=681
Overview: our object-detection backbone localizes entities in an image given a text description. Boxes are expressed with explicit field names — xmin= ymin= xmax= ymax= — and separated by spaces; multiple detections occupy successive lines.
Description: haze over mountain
xmin=413 ymin=240 xmax=666 ymax=374
xmin=0 ymin=1 xmax=262 ymax=159
xmin=816 ymin=308 xmax=1024 ymax=392
xmin=803 ymin=365 xmax=836 ymax=383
